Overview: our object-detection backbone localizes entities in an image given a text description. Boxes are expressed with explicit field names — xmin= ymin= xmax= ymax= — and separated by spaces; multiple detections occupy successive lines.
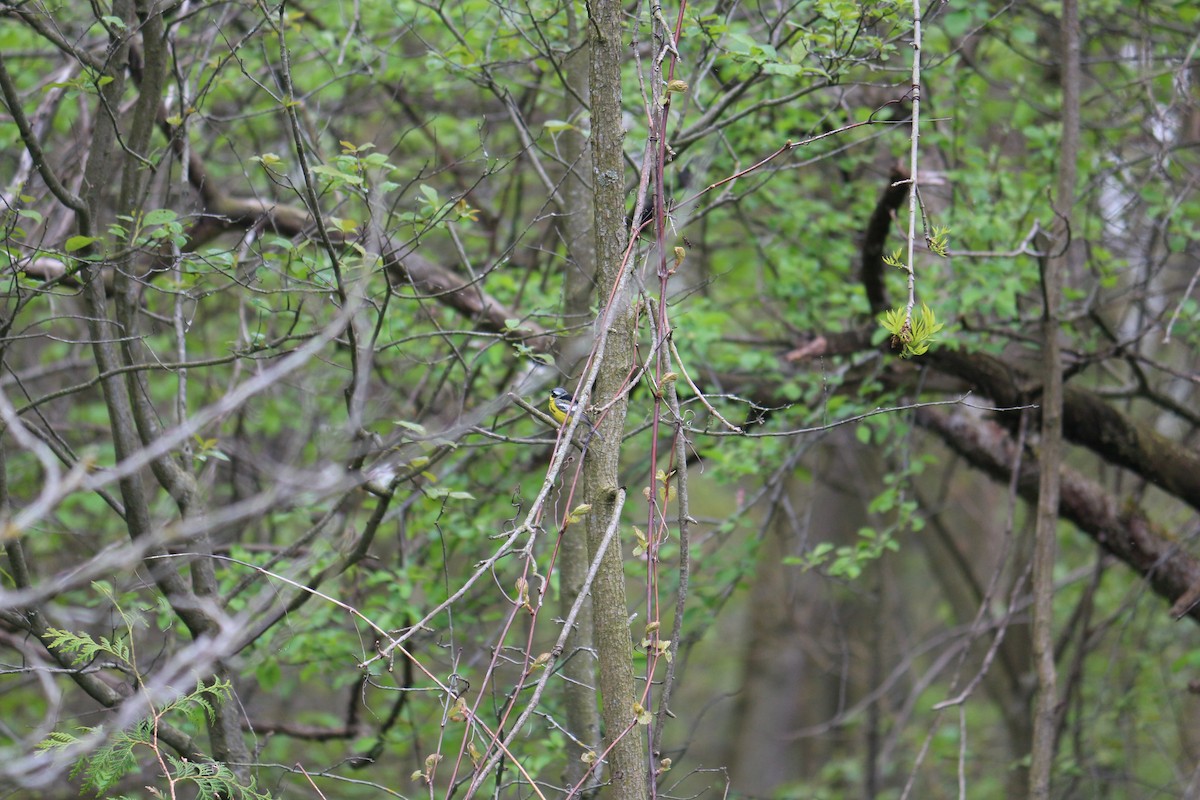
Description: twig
xmin=902 ymin=0 xmax=923 ymax=327
xmin=667 ymin=337 xmax=742 ymax=432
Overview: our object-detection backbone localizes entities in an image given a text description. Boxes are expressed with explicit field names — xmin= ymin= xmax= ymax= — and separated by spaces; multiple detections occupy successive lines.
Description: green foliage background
xmin=1 ymin=0 xmax=1198 ymax=797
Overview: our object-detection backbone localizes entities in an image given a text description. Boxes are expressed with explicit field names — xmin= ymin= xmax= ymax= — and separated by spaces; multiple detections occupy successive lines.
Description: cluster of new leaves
xmin=37 ymin=627 xmax=266 ymax=799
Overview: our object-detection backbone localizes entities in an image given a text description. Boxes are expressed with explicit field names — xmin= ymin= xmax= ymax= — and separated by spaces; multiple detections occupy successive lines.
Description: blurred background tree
xmin=1 ymin=0 xmax=1198 ymax=797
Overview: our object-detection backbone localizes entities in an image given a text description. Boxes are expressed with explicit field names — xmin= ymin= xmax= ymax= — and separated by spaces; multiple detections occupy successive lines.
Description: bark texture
xmin=558 ymin=26 xmax=602 ymax=790
xmin=585 ymin=0 xmax=648 ymax=795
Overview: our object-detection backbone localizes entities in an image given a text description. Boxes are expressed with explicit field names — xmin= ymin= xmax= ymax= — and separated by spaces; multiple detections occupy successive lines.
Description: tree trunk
xmin=586 ymin=0 xmax=648 ymax=796
xmin=1030 ymin=3 xmax=1081 ymax=794
xmin=558 ymin=20 xmax=602 ymax=790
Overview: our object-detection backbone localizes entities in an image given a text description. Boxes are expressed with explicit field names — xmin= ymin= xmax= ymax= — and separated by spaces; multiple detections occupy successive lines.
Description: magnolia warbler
xmin=548 ymin=387 xmax=602 ymax=441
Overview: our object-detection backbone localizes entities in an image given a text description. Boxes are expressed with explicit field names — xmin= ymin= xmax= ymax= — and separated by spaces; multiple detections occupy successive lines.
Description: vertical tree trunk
xmin=586 ymin=0 xmax=648 ymax=796
xmin=1029 ymin=0 xmax=1080 ymax=796
xmin=557 ymin=22 xmax=602 ymax=789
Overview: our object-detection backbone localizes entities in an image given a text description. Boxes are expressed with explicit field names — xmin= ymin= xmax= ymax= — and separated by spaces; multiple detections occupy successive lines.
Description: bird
xmin=548 ymin=387 xmax=602 ymax=441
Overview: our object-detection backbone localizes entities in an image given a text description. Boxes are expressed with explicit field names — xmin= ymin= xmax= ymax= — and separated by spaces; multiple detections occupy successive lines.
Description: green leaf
xmin=256 ymin=659 xmax=282 ymax=690
xmin=855 ymin=424 xmax=871 ymax=445
xmin=254 ymin=152 xmax=283 ymax=169
xmin=310 ymin=164 xmax=363 ymax=186
xmin=142 ymin=208 xmax=178 ymax=226
xmin=762 ymin=63 xmax=805 ymax=76
xmin=64 ymin=235 xmax=98 ymax=253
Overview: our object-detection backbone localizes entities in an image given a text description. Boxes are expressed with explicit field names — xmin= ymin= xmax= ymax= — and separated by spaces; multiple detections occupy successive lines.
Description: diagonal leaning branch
xmin=17 ymin=110 xmax=554 ymax=354
xmin=790 ymin=169 xmax=1200 ymax=515
xmin=927 ymin=348 xmax=1200 ymax=513
xmin=917 ymin=408 xmax=1200 ymax=625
